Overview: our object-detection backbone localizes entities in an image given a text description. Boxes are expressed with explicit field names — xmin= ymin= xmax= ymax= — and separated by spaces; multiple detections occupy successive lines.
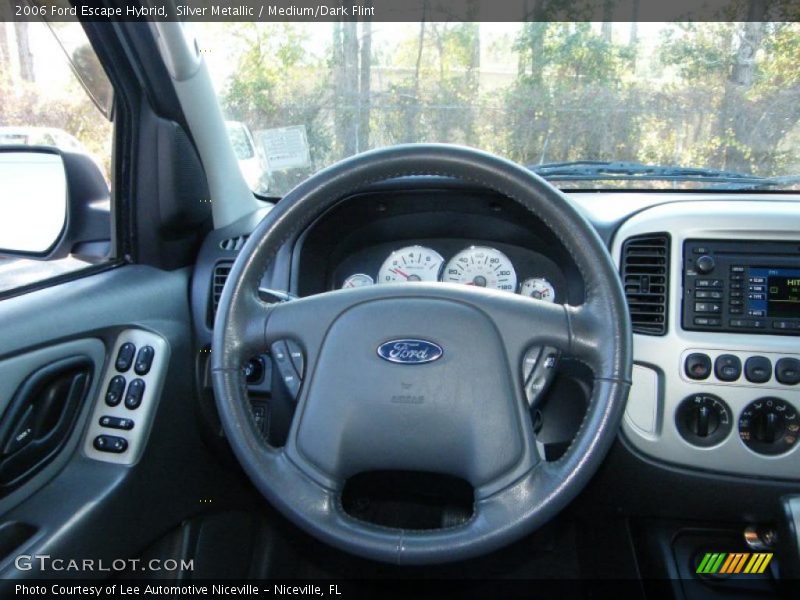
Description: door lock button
xmin=2 ymin=405 xmax=35 ymax=455
xmin=99 ymin=416 xmax=134 ymax=431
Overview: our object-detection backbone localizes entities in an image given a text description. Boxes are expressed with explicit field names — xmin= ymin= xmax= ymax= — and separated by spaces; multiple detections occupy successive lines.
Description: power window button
xmin=105 ymin=375 xmax=126 ymax=407
xmin=124 ymin=379 xmax=145 ymax=409
xmin=134 ymin=346 xmax=154 ymax=376
xmin=115 ymin=343 xmax=136 ymax=372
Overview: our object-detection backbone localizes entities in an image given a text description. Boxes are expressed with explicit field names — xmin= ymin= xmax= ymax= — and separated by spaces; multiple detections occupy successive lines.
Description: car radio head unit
xmin=683 ymin=240 xmax=800 ymax=335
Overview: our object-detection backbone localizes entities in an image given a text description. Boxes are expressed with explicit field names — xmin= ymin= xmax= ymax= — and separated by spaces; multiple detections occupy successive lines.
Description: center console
xmin=612 ymin=200 xmax=800 ymax=480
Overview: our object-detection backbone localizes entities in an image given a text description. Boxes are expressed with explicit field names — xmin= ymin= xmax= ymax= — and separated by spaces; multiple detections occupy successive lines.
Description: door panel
xmin=0 ymin=355 xmax=94 ymax=495
xmin=0 ymin=339 xmax=105 ymax=513
xmin=0 ymin=265 xmax=256 ymax=581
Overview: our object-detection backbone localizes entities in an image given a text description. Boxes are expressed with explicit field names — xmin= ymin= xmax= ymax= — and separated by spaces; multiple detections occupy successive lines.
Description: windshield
xmin=199 ymin=22 xmax=800 ymax=196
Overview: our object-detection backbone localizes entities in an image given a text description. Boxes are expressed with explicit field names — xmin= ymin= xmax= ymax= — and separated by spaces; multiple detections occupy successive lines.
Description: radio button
xmin=776 ymin=358 xmax=800 ymax=385
xmin=694 ymin=317 xmax=720 ymax=326
xmin=696 ymin=279 xmax=723 ymax=288
xmin=715 ymin=354 xmax=742 ymax=382
xmin=695 ymin=290 xmax=723 ymax=300
xmin=751 ymin=320 xmax=766 ymax=329
xmin=729 ymin=319 xmax=750 ymax=328
xmin=730 ymin=266 xmax=745 ymax=273
xmin=685 ymin=353 xmax=712 ymax=380
xmin=745 ymin=356 xmax=772 ymax=384
xmin=695 ymin=302 xmax=721 ymax=313
xmin=773 ymin=321 xmax=797 ymax=331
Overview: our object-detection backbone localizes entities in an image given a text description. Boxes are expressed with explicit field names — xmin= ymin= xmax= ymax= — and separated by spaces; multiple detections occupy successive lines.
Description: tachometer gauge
xmin=520 ymin=277 xmax=556 ymax=302
xmin=442 ymin=246 xmax=517 ymax=292
xmin=377 ymin=245 xmax=444 ymax=283
xmin=342 ymin=273 xmax=374 ymax=289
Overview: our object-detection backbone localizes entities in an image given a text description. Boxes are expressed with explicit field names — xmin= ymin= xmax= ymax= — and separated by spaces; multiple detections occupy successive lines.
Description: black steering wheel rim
xmin=212 ymin=144 xmax=632 ymax=565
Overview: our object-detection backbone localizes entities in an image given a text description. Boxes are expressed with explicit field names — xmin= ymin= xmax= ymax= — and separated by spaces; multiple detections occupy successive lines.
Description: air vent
xmin=219 ymin=235 xmax=249 ymax=251
xmin=211 ymin=262 xmax=233 ymax=318
xmin=621 ymin=233 xmax=670 ymax=335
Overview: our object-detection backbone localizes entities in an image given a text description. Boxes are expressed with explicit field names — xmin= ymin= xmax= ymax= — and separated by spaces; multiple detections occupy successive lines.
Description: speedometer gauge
xmin=442 ymin=246 xmax=517 ymax=292
xmin=377 ymin=245 xmax=444 ymax=283
xmin=519 ymin=277 xmax=556 ymax=302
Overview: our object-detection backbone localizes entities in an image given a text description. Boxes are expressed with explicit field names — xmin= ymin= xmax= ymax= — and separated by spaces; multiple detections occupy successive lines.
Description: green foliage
xmin=658 ymin=23 xmax=735 ymax=82
xmin=212 ymin=20 xmax=800 ymax=194
xmin=219 ymin=23 xmax=333 ymax=192
xmin=0 ymin=76 xmax=113 ymax=178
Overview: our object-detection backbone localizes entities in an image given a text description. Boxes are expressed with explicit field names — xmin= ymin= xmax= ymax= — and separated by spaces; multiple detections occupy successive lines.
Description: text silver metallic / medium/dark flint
xmin=377 ymin=339 xmax=443 ymax=365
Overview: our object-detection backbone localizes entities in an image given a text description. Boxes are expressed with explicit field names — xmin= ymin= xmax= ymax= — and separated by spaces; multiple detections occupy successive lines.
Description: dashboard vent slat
xmin=211 ymin=262 xmax=233 ymax=318
xmin=621 ymin=233 xmax=670 ymax=335
xmin=219 ymin=235 xmax=249 ymax=251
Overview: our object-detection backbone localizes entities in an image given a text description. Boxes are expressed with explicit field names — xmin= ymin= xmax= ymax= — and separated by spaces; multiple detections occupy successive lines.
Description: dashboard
xmin=333 ymin=241 xmax=562 ymax=302
xmin=190 ymin=181 xmax=800 ymax=485
xmin=293 ymin=186 xmax=583 ymax=304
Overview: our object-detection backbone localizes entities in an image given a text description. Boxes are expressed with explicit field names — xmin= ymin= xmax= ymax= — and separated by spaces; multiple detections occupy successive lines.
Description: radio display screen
xmin=767 ymin=270 xmax=800 ymax=318
xmin=748 ymin=267 xmax=800 ymax=319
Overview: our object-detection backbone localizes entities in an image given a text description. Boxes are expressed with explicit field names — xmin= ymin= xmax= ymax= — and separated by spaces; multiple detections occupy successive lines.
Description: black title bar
xmin=4 ymin=0 xmax=800 ymax=22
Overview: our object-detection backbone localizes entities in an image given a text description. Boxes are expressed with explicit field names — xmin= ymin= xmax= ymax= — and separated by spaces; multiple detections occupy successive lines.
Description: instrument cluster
xmin=341 ymin=244 xmax=557 ymax=302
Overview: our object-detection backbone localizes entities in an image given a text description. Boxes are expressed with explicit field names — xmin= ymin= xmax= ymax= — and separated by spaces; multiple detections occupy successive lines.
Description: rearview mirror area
xmin=0 ymin=151 xmax=67 ymax=255
xmin=0 ymin=147 xmax=111 ymax=261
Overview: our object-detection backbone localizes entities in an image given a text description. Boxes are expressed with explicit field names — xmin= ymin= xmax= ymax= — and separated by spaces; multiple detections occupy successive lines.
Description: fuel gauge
xmin=342 ymin=273 xmax=374 ymax=289
xmin=519 ymin=277 xmax=556 ymax=302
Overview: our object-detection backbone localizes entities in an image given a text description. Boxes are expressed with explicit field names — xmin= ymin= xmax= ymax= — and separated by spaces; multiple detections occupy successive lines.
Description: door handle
xmin=0 ymin=356 xmax=93 ymax=495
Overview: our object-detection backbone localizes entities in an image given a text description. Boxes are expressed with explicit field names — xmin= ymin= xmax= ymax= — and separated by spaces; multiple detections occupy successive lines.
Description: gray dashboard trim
xmin=612 ymin=200 xmax=800 ymax=479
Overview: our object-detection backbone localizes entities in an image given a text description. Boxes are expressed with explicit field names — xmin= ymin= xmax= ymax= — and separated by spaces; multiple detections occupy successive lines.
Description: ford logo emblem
xmin=377 ymin=339 xmax=443 ymax=365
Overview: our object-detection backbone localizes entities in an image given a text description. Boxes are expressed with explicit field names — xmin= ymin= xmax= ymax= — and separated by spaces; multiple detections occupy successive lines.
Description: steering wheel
xmin=212 ymin=144 xmax=632 ymax=565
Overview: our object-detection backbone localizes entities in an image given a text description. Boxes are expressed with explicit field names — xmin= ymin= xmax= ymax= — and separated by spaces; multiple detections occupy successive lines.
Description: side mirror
xmin=0 ymin=146 xmax=110 ymax=261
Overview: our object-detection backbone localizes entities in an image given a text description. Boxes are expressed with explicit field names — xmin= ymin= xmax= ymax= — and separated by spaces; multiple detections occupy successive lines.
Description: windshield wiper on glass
xmin=526 ymin=161 xmax=790 ymax=189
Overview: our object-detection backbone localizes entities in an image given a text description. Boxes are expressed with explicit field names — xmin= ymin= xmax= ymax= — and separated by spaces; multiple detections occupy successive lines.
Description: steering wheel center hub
xmin=288 ymin=295 xmax=530 ymax=496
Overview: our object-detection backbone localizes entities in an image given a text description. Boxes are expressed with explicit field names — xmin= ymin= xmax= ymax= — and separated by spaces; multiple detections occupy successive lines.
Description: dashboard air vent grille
xmin=219 ymin=235 xmax=249 ymax=251
xmin=621 ymin=233 xmax=670 ymax=335
xmin=211 ymin=262 xmax=233 ymax=317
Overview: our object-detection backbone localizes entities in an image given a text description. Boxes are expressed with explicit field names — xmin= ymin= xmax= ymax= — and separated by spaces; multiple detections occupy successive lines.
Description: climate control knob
xmin=739 ymin=398 xmax=799 ymax=455
xmin=676 ymin=394 xmax=732 ymax=447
